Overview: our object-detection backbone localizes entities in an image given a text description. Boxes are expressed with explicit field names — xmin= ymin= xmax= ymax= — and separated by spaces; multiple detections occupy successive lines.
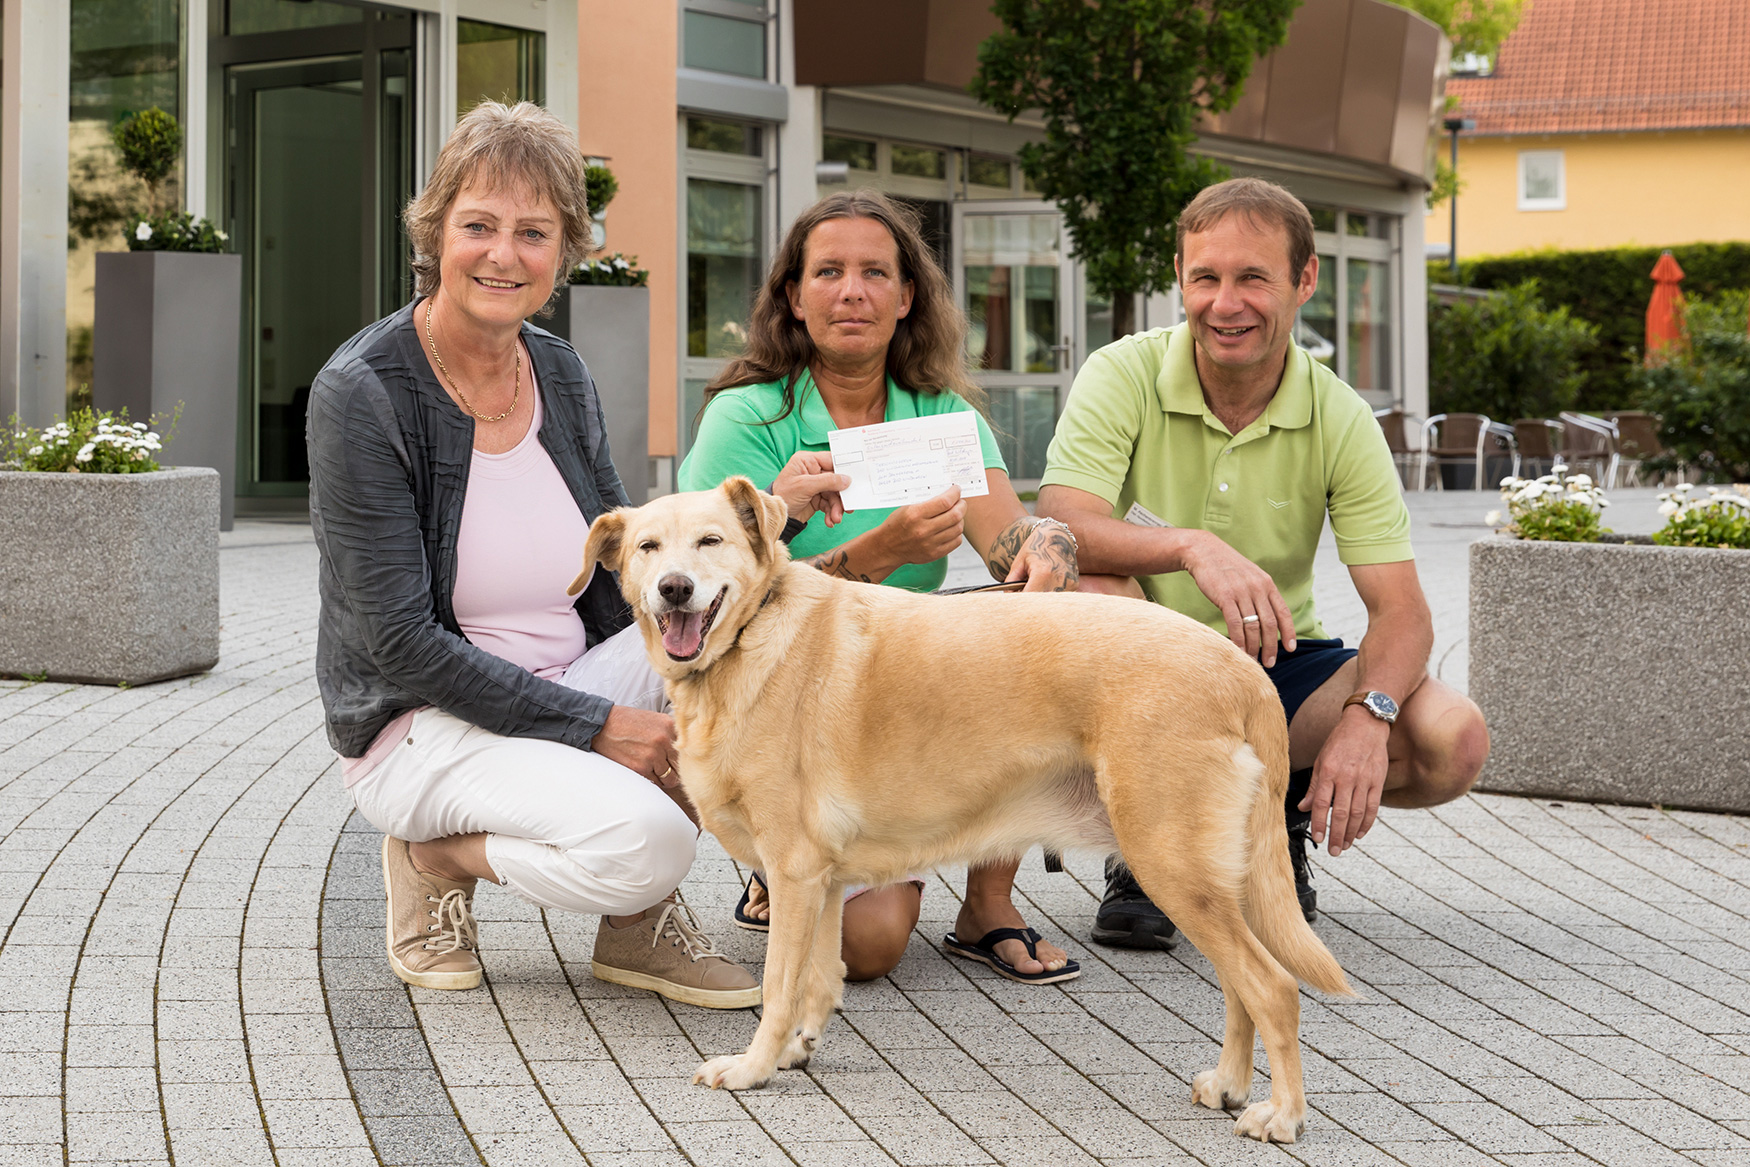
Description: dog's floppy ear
xmin=722 ymin=475 xmax=788 ymax=561
xmin=570 ymin=509 xmax=629 ymax=596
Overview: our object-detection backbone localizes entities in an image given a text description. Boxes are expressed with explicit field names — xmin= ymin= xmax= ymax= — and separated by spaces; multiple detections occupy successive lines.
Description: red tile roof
xmin=1449 ymin=0 xmax=1750 ymax=136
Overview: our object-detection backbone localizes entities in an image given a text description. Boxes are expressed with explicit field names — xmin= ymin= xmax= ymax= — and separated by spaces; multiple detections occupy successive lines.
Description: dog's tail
xmin=1242 ymin=695 xmax=1353 ymax=997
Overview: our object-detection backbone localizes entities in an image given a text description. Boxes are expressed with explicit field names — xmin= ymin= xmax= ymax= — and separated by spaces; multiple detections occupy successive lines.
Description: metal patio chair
xmin=1420 ymin=413 xmax=1517 ymax=490
xmin=1557 ymin=412 xmax=1621 ymax=489
xmin=1512 ymin=419 xmax=1564 ymax=479
xmin=1607 ymin=411 xmax=1669 ymax=486
xmin=1373 ymin=407 xmax=1425 ymax=489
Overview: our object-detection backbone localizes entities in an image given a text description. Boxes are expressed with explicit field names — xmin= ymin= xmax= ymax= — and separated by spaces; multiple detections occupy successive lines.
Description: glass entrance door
xmin=953 ymin=205 xmax=1076 ymax=485
xmin=221 ymin=9 xmax=414 ymax=495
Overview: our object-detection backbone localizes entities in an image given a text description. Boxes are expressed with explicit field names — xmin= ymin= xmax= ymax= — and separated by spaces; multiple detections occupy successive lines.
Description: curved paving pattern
xmin=4 ymin=498 xmax=1750 ymax=1167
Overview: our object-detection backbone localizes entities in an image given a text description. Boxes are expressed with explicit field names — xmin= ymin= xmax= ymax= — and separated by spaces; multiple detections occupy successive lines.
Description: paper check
xmin=826 ymin=411 xmax=990 ymax=510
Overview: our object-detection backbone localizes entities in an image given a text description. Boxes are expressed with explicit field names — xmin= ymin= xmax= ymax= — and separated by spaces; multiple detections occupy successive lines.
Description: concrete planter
xmin=92 ymin=251 xmax=243 ymax=530
xmin=542 ymin=284 xmax=651 ymax=496
xmin=0 ymin=468 xmax=221 ymax=685
xmin=1470 ymin=538 xmax=1750 ymax=812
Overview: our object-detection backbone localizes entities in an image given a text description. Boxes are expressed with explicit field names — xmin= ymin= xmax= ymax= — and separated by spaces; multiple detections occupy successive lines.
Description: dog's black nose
xmin=658 ymin=574 xmax=694 ymax=606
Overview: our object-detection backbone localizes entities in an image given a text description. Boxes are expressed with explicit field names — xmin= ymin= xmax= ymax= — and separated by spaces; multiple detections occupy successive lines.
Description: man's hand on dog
xmin=771 ymin=451 xmax=850 ymax=527
xmin=875 ymin=485 xmax=966 ymax=564
xmin=1301 ymin=715 xmax=1389 ymax=856
xmin=593 ymin=706 xmax=682 ymax=788
xmin=1182 ymin=531 xmax=1295 ymax=667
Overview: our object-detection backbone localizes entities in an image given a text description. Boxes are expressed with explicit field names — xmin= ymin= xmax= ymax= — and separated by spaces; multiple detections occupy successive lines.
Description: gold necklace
xmin=425 ymin=299 xmax=520 ymax=423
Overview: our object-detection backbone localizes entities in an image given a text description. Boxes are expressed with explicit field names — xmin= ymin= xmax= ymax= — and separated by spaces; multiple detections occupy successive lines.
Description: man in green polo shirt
xmin=1038 ymin=177 xmax=1489 ymax=949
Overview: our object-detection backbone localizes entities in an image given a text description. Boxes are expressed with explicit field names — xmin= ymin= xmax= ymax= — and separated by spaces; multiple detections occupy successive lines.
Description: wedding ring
xmin=1242 ymin=614 xmax=1261 ymax=624
xmin=659 ymin=765 xmax=674 ymax=779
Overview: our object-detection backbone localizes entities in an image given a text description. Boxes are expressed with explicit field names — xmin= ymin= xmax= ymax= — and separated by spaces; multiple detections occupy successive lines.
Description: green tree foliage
xmin=1428 ymin=280 xmax=1596 ymax=421
xmin=1386 ymin=0 xmax=1526 ymax=60
xmin=971 ymin=0 xmax=1299 ymax=337
xmin=1446 ymin=242 xmax=1750 ymax=409
xmin=111 ymin=107 xmax=182 ymax=214
xmin=584 ymin=164 xmax=619 ymax=219
xmin=1632 ymin=291 xmax=1750 ymax=483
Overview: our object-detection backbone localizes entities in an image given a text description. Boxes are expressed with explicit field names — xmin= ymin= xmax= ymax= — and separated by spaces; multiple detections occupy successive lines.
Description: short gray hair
xmin=404 ymin=101 xmax=592 ymax=298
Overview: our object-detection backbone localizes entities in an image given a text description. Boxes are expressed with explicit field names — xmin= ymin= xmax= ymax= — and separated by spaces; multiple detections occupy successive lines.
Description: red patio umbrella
xmin=1645 ymin=250 xmax=1686 ymax=362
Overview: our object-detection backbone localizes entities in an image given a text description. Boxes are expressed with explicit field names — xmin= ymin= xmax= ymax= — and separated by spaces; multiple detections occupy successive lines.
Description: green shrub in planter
xmin=1653 ymin=483 xmax=1750 ymax=549
xmin=569 ymin=252 xmax=649 ymax=287
xmin=1484 ymin=467 xmax=1609 ymax=542
xmin=7 ymin=406 xmax=176 ymax=473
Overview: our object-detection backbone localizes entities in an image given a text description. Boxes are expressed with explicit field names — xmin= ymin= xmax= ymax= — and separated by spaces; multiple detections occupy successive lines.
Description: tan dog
xmin=571 ymin=477 xmax=1352 ymax=1143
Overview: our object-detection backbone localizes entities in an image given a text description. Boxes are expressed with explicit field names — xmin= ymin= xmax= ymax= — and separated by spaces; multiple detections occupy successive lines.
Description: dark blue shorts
xmin=1262 ymin=637 xmax=1357 ymax=727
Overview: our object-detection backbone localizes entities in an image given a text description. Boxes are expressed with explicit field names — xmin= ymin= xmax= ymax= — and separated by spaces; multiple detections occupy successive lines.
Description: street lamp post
xmin=1443 ymin=116 xmax=1476 ymax=281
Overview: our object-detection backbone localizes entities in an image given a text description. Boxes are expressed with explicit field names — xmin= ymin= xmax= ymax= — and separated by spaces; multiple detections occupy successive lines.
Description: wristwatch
xmin=1342 ymin=689 xmax=1399 ymax=724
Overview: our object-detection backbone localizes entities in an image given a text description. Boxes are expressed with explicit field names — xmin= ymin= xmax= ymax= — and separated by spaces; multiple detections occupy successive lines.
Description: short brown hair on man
xmin=1175 ymin=177 xmax=1316 ymax=281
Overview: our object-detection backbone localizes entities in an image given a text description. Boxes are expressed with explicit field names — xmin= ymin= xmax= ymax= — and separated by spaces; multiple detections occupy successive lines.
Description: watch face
xmin=1366 ymin=692 xmax=1399 ymax=721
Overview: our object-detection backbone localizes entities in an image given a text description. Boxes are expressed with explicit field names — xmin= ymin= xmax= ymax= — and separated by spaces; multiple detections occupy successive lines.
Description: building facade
xmin=3 ymin=0 xmax=576 ymax=510
xmin=4 ymin=0 xmax=1445 ymax=512
xmin=1426 ymin=0 xmax=1750 ymax=261
xmin=595 ymin=0 xmax=1447 ymax=495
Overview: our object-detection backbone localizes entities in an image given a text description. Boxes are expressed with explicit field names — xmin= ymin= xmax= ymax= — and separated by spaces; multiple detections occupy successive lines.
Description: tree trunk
xmin=1112 ymin=291 xmax=1137 ymax=339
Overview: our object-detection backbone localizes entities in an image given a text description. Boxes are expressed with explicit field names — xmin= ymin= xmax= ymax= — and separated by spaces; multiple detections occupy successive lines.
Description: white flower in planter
xmin=135 ymin=221 xmax=153 ymax=242
xmin=27 ymin=446 xmax=42 ymax=456
xmin=75 ymin=444 xmax=95 ymax=462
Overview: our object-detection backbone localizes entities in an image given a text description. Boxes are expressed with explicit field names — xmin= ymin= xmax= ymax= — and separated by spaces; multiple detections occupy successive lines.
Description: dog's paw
xmin=778 ymin=1030 xmax=819 ymax=1070
xmin=691 ymin=1054 xmax=774 ymax=1091
xmin=1192 ymin=1069 xmax=1251 ymax=1110
xmin=1234 ymin=1099 xmax=1305 ymax=1144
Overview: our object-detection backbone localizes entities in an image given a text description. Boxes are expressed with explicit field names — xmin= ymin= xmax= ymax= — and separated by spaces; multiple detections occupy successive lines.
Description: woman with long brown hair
xmin=679 ymin=190 xmax=1081 ymax=984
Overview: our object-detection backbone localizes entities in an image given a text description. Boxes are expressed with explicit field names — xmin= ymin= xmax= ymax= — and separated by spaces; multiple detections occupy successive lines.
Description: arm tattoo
xmin=986 ymin=517 xmax=1034 ymax=582
xmin=804 ymin=548 xmax=875 ymax=584
xmin=988 ymin=517 xmax=1080 ymax=591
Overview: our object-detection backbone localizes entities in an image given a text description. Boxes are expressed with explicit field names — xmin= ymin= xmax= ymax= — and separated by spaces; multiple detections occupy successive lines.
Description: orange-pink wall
xmin=577 ymin=2 xmax=678 ymax=457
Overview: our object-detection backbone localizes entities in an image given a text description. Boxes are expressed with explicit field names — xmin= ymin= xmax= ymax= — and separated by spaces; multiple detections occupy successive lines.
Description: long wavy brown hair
xmin=703 ymin=191 xmax=982 ymax=425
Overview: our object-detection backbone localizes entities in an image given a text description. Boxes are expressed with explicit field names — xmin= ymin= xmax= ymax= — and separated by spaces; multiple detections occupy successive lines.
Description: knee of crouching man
xmin=1440 ymin=701 xmax=1491 ymax=802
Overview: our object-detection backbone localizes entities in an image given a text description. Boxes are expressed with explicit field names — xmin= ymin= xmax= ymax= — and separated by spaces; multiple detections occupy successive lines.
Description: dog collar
xmin=725 ymin=585 xmax=781 ymax=654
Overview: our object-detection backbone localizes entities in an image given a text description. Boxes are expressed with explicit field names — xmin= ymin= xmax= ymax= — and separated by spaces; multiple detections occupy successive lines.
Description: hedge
xmin=1429 ymin=242 xmax=1750 ymax=411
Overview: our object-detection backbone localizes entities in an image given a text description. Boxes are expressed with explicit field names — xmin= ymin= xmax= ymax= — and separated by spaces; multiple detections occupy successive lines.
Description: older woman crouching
xmin=308 ymin=101 xmax=757 ymax=1007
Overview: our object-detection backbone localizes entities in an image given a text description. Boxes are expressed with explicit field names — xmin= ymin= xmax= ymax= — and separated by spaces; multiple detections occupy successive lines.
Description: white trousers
xmin=348 ymin=626 xmax=696 ymax=917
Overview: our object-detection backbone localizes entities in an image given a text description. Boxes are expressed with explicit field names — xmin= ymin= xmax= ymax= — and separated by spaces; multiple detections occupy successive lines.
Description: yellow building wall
xmin=576 ymin=2 xmax=679 ymax=458
xmin=1425 ymin=129 xmax=1750 ymax=259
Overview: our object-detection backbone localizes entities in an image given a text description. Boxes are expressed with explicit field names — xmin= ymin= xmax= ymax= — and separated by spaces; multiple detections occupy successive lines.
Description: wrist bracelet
xmin=1031 ymin=516 xmax=1078 ymax=558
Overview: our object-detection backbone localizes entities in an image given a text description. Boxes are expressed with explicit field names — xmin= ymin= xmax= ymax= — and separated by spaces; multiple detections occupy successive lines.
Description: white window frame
xmin=1518 ymin=150 xmax=1566 ymax=211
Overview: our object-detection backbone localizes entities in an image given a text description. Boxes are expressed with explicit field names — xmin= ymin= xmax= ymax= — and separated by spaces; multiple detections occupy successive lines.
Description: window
xmin=686 ymin=179 xmax=762 ymax=359
xmin=683 ymin=10 xmax=766 ymax=79
xmin=890 ymin=143 xmax=945 ymax=180
xmin=457 ymin=20 xmax=544 ymax=118
xmin=1518 ymin=150 xmax=1565 ymax=211
xmin=822 ymin=135 xmax=876 ymax=172
xmin=967 ymin=154 xmax=1011 ymax=189
xmin=1295 ymin=207 xmax=1398 ymax=400
xmin=687 ymin=116 xmax=762 ymax=156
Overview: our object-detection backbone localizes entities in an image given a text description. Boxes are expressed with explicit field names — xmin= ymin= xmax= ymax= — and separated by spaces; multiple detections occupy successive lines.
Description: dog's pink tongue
xmin=662 ymin=610 xmax=705 ymax=658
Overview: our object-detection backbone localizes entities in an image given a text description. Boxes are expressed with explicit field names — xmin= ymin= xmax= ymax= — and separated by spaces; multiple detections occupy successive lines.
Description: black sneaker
xmin=1091 ymin=858 xmax=1179 ymax=949
xmin=1287 ymin=812 xmax=1318 ymax=923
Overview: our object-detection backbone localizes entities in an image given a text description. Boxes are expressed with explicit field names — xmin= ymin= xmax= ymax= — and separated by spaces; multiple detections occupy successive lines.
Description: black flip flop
xmin=942 ymin=926 xmax=1081 ymax=984
xmin=732 ymin=869 xmax=770 ymax=932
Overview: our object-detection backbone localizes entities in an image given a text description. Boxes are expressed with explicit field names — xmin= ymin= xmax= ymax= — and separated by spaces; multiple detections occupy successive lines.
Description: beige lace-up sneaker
xmin=591 ymin=893 xmax=761 ymax=1008
xmin=382 ymin=836 xmax=482 ymax=990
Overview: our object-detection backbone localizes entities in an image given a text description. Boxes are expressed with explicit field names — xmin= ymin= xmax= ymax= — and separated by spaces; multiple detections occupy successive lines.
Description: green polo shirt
xmin=678 ymin=370 xmax=1006 ymax=593
xmin=1040 ymin=324 xmax=1411 ymax=639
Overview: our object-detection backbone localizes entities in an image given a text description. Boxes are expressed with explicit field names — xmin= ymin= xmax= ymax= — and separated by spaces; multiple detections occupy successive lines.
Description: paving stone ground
xmin=5 ymin=488 xmax=1748 ymax=1167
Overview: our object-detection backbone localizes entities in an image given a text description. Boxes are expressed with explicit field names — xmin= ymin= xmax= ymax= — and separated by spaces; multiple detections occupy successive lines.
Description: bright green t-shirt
xmin=678 ymin=370 xmax=1006 ymax=593
xmin=1040 ymin=324 xmax=1412 ymax=640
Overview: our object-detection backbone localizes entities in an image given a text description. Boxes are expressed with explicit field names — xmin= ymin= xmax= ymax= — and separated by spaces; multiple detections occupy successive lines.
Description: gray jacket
xmin=307 ymin=302 xmax=633 ymax=759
